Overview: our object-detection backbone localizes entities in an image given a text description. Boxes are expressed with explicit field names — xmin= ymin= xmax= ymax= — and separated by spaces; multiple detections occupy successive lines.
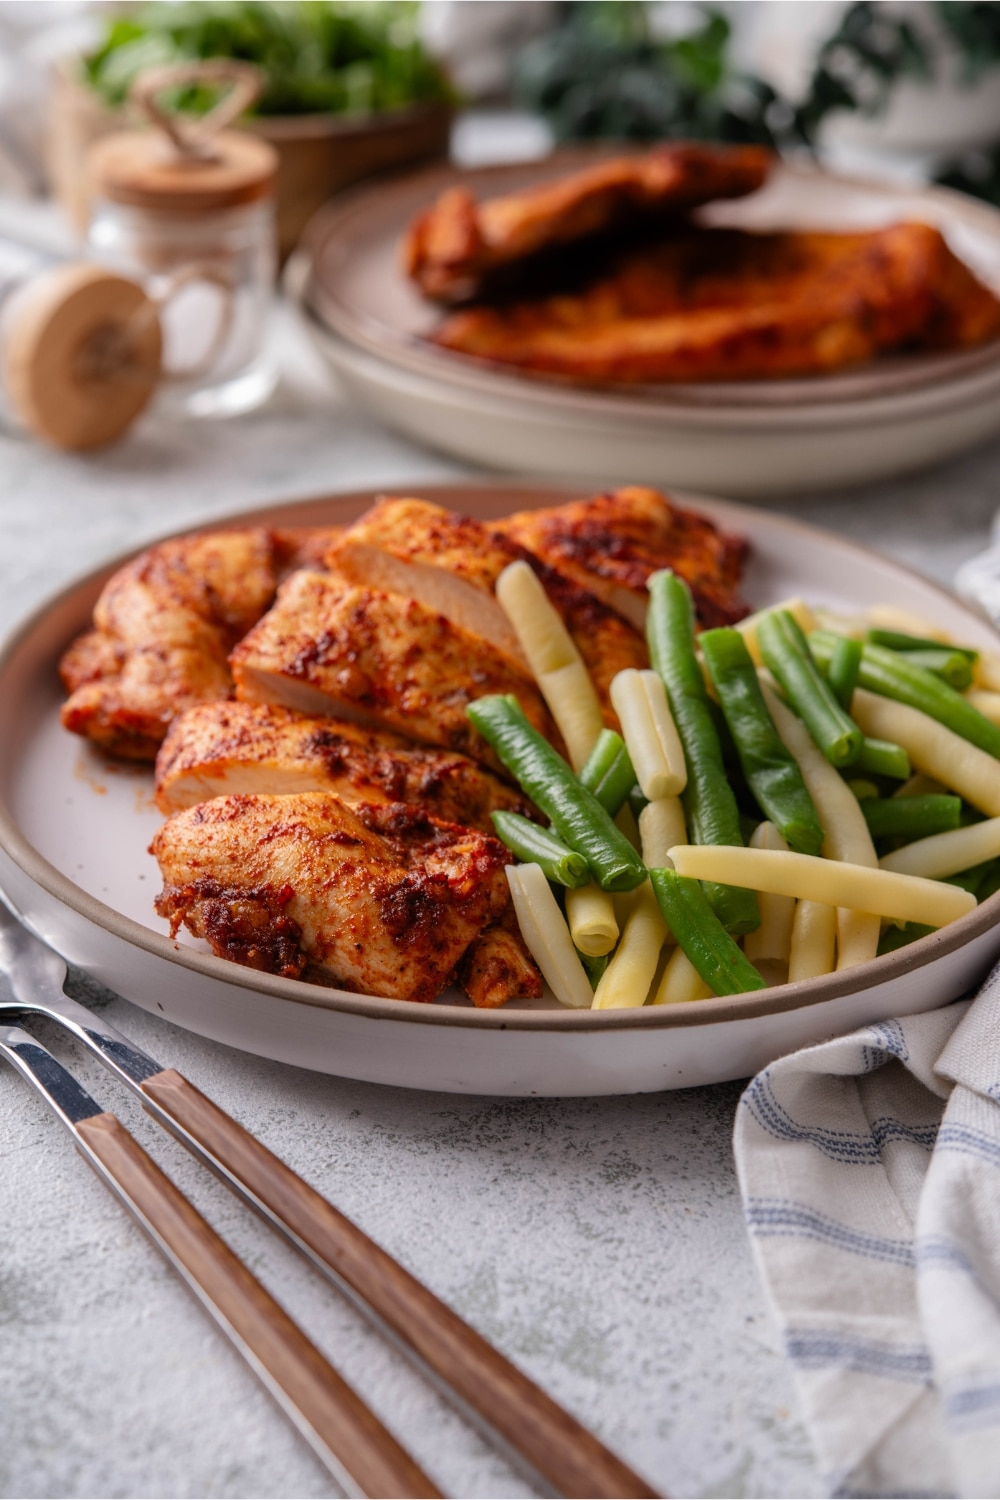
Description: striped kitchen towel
xmin=733 ymin=963 xmax=1000 ymax=1499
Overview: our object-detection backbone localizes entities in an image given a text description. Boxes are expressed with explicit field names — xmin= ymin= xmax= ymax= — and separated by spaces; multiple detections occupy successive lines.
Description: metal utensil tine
xmin=0 ymin=896 xmax=160 ymax=1084
xmin=0 ymin=1021 xmax=440 ymax=1500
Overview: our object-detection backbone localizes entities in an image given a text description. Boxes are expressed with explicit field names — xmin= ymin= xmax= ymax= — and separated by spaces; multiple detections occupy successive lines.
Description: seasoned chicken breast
xmin=329 ymin=497 xmax=649 ymax=720
xmin=458 ymin=912 xmax=543 ymax=1008
xmin=229 ymin=570 xmax=564 ymax=771
xmin=404 ymin=143 xmax=773 ymax=301
xmin=496 ymin=486 xmax=749 ymax=630
xmin=60 ymin=526 xmax=343 ymax=760
xmin=155 ymin=700 xmax=537 ymax=831
xmin=430 ymin=223 xmax=1000 ymax=383
xmin=153 ymin=793 xmax=514 ymax=1003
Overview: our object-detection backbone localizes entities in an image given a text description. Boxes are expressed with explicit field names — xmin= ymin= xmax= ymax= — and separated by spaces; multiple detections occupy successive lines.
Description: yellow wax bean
xmin=788 ymin=901 xmax=837 ymax=983
xmin=667 ymin=845 xmax=976 ymax=928
xmin=506 ymin=863 xmax=593 ymax=1009
xmin=852 ymin=689 xmax=1000 ymax=817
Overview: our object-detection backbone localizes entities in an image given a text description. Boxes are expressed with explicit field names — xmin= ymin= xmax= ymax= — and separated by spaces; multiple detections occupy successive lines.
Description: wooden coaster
xmin=3 ymin=263 xmax=162 ymax=450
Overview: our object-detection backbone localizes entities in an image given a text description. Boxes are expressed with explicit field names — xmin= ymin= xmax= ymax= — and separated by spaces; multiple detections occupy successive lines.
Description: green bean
xmin=846 ymin=778 xmax=880 ymax=801
xmin=646 ymin=571 xmax=759 ymax=934
xmin=861 ymin=794 xmax=962 ymax=842
xmin=700 ymin=627 xmax=824 ymax=856
xmin=944 ymin=858 xmax=996 ymax=897
xmin=490 ymin=811 xmax=590 ymax=888
xmin=467 ymin=696 xmax=647 ymax=891
xmin=578 ymin=950 xmax=609 ymax=990
xmin=868 ymin=628 xmax=978 ymax=662
xmin=628 ymin=783 xmax=650 ymax=820
xmin=757 ymin=610 xmax=863 ymax=768
xmin=877 ymin=922 xmax=934 ymax=956
xmin=648 ymin=870 xmax=766 ymax=995
xmin=977 ymin=861 xmax=1000 ymax=903
xmin=828 ymin=635 xmax=862 ymax=710
xmin=810 ymin=633 xmax=1000 ymax=760
xmin=897 ymin=648 xmax=974 ymax=692
xmin=855 ymin=736 xmax=910 ymax=780
xmin=578 ymin=729 xmax=636 ymax=816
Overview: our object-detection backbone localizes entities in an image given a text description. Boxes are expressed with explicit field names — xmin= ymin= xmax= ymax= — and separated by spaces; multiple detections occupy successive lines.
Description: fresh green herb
xmin=83 ymin=2 xmax=454 ymax=118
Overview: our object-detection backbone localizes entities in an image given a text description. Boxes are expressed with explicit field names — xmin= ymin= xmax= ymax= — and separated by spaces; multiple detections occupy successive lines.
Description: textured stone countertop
xmin=3 ymin=286 xmax=1000 ymax=1500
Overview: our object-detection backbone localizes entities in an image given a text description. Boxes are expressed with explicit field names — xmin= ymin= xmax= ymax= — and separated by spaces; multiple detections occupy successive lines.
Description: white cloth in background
xmin=734 ymin=969 xmax=1000 ymax=1498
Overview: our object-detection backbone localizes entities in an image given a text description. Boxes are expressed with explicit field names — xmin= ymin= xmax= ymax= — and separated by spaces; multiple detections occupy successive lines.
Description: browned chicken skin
xmin=155 ymin=700 xmax=537 ymax=831
xmin=153 ymin=792 xmax=516 ymax=1003
xmin=496 ymin=486 xmax=749 ymax=630
xmin=430 ymin=223 xmax=1000 ymax=383
xmin=329 ymin=496 xmax=649 ymax=724
xmin=404 ymin=143 xmax=774 ymax=302
xmin=230 ymin=569 xmax=565 ymax=772
xmin=60 ymin=526 xmax=344 ymax=760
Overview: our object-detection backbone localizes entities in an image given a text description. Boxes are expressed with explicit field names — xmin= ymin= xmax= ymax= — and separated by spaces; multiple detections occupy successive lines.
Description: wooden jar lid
xmin=3 ymin=263 xmax=162 ymax=450
xmin=87 ymin=128 xmax=278 ymax=213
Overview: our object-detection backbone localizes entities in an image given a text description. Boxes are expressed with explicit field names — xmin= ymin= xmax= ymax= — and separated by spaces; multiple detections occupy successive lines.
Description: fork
xmin=0 ymin=1016 xmax=439 ymax=1499
xmin=0 ymin=898 xmax=657 ymax=1500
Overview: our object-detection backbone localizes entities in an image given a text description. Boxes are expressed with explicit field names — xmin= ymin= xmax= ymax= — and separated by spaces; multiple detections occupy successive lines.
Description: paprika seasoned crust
xmin=495 ymin=485 xmax=749 ymax=631
xmin=403 ymin=142 xmax=773 ymax=302
xmin=429 ymin=223 xmax=1000 ymax=384
xmin=155 ymin=699 xmax=538 ymax=832
xmin=59 ymin=525 xmax=343 ymax=760
xmin=152 ymin=792 xmax=527 ymax=1004
xmin=229 ymin=569 xmax=566 ymax=774
xmin=328 ymin=495 xmax=649 ymax=723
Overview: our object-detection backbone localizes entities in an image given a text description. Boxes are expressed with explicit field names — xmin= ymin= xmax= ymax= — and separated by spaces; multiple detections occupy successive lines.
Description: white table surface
xmin=4 ymin=257 xmax=1000 ymax=1500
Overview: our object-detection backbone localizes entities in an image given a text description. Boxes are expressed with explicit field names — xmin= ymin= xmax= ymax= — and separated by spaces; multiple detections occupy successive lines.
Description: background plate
xmin=292 ymin=154 xmax=1000 ymax=495
xmin=2 ymin=483 xmax=1000 ymax=1096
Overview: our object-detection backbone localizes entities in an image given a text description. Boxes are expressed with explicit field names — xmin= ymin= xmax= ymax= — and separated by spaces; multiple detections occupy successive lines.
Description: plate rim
xmin=297 ymin=150 xmax=1000 ymax=416
xmin=2 ymin=480 xmax=998 ymax=1033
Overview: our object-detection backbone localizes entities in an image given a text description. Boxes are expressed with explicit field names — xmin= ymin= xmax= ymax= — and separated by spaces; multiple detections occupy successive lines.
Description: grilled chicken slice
xmin=458 ymin=911 xmax=543 ymax=1008
xmin=331 ymin=498 xmax=529 ymax=667
xmin=230 ymin=570 xmax=563 ymax=772
xmin=496 ymin=486 xmax=749 ymax=630
xmin=404 ymin=143 xmax=773 ymax=302
xmin=155 ymin=700 xmax=537 ymax=831
xmin=430 ymin=223 xmax=1000 ymax=381
xmin=153 ymin=793 xmax=514 ymax=1003
xmin=60 ymin=526 xmax=344 ymax=761
xmin=329 ymin=497 xmax=648 ymax=721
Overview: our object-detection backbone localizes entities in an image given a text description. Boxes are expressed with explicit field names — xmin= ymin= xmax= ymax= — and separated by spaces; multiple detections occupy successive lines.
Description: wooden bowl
xmin=46 ymin=58 xmax=453 ymax=261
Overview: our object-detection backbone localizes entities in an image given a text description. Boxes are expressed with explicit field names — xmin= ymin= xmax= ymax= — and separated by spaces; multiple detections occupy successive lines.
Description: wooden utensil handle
xmin=77 ymin=1111 xmax=439 ymax=1500
xmin=141 ymin=1070 xmax=658 ymax=1499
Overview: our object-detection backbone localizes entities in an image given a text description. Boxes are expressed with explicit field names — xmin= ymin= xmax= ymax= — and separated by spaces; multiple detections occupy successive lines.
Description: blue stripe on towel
xmin=945 ymin=1380 xmax=1000 ymax=1430
xmin=785 ymin=1329 xmax=933 ymax=1383
xmin=935 ymin=1122 xmax=1000 ymax=1169
xmin=745 ymin=1198 xmax=914 ymax=1265
xmin=742 ymin=1074 xmax=939 ymax=1160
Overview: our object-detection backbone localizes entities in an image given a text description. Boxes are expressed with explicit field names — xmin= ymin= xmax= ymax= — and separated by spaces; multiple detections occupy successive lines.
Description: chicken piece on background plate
xmin=329 ymin=495 xmax=649 ymax=719
xmin=152 ymin=792 xmax=519 ymax=1004
xmin=495 ymin=486 xmax=749 ymax=631
xmin=229 ymin=571 xmax=564 ymax=772
xmin=59 ymin=526 xmax=343 ymax=760
xmin=430 ymin=223 xmax=1000 ymax=384
xmin=404 ymin=142 xmax=773 ymax=302
xmin=155 ymin=700 xmax=537 ymax=833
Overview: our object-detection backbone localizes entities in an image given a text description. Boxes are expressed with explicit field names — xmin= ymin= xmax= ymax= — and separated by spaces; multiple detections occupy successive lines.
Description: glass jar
xmin=85 ymin=62 xmax=278 ymax=419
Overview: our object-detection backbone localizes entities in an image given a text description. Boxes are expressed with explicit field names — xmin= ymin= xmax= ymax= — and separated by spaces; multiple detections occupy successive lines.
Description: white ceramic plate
xmin=289 ymin=154 xmax=1000 ymax=496
xmin=2 ymin=483 xmax=1000 ymax=1097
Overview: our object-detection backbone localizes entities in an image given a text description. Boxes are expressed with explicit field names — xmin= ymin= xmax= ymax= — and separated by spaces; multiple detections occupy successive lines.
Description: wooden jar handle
xmin=77 ymin=1110 xmax=439 ymax=1499
xmin=129 ymin=60 xmax=263 ymax=161
xmin=141 ymin=1070 xmax=658 ymax=1500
